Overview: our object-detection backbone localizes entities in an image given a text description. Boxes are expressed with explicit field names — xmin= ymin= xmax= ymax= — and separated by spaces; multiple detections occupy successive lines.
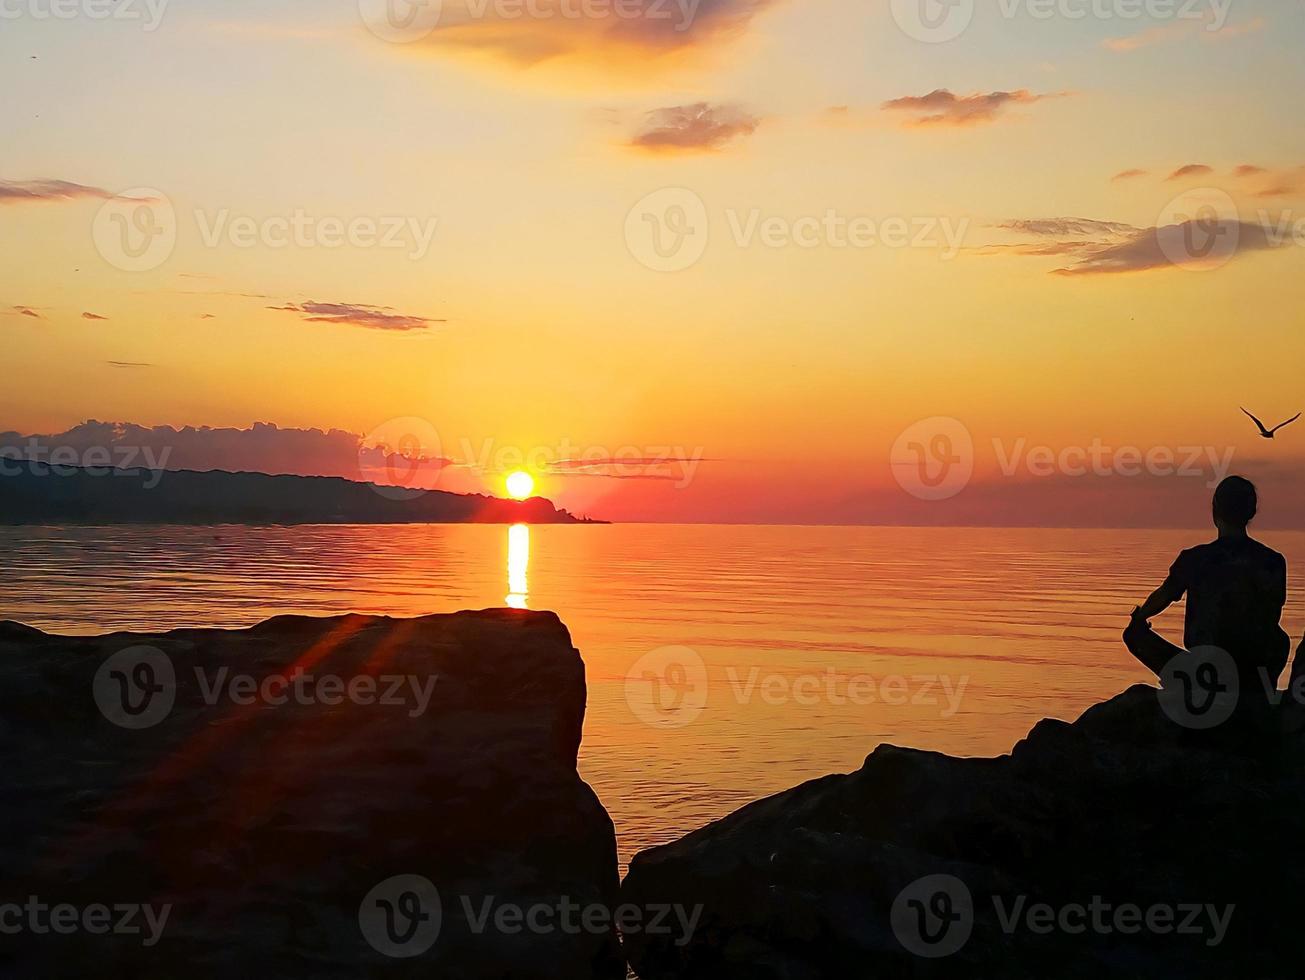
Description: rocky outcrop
xmin=621 ymin=684 xmax=1305 ymax=978
xmin=0 ymin=610 xmax=622 ymax=978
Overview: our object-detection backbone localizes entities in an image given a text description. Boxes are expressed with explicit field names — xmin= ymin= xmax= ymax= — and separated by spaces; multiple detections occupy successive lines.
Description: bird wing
xmin=1242 ymin=407 xmax=1271 ymax=435
xmin=1270 ymin=412 xmax=1302 ymax=434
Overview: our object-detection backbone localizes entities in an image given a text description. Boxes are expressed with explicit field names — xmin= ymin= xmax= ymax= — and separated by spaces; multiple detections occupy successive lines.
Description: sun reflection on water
xmin=506 ymin=523 xmax=529 ymax=608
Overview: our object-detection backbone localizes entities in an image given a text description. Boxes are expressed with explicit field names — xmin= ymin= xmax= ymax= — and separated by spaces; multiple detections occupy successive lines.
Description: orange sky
xmin=3 ymin=0 xmax=1304 ymax=524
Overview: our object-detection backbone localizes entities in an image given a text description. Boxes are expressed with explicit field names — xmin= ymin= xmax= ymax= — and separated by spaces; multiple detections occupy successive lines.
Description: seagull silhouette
xmin=1242 ymin=407 xmax=1301 ymax=439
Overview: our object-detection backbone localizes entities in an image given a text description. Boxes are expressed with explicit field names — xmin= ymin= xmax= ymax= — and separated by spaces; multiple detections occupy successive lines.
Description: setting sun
xmin=505 ymin=471 xmax=535 ymax=500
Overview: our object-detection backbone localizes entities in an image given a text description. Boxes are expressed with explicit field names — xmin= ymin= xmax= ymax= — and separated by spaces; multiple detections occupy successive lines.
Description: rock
xmin=621 ymin=684 xmax=1305 ymax=978
xmin=0 ymin=610 xmax=623 ymax=979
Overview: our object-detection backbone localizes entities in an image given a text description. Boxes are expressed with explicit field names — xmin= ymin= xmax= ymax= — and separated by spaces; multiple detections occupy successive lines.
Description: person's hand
xmin=1129 ymin=605 xmax=1149 ymax=626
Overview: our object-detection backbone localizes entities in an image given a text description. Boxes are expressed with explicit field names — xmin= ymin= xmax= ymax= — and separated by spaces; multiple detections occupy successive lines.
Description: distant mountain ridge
xmin=0 ymin=460 xmax=598 ymax=525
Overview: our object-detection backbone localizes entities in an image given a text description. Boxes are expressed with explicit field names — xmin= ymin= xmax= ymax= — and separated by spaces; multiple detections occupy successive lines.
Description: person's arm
xmin=1132 ymin=556 xmax=1187 ymax=622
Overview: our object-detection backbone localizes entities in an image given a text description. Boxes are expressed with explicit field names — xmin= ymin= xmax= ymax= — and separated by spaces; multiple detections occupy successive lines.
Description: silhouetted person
xmin=1125 ymin=476 xmax=1290 ymax=689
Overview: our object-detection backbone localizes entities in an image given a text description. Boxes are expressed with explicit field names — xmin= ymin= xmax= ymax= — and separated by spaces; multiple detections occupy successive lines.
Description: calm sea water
xmin=5 ymin=523 xmax=1304 ymax=871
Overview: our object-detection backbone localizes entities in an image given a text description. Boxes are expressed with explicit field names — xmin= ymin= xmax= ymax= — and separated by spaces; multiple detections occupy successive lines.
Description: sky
xmin=3 ymin=0 xmax=1305 ymax=525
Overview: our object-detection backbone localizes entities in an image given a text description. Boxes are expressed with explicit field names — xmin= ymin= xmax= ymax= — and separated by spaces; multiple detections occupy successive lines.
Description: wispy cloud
xmin=0 ymin=178 xmax=127 ymax=205
xmin=628 ymin=102 xmax=759 ymax=153
xmin=7 ymin=306 xmax=43 ymax=319
xmin=415 ymin=0 xmax=777 ymax=73
xmin=982 ymin=215 xmax=1284 ymax=275
xmin=1231 ymin=163 xmax=1304 ymax=199
xmin=82 ymin=311 xmax=109 ymax=321
xmin=1166 ymin=163 xmax=1214 ymax=181
xmin=1053 ymin=221 xmax=1279 ymax=276
xmin=106 ymin=361 xmax=151 ymax=369
xmin=1111 ymin=168 xmax=1148 ymax=181
xmin=0 ymin=420 xmax=452 ymax=489
xmin=268 ymin=301 xmax=444 ymax=332
xmin=882 ymin=89 xmax=1063 ymax=128
xmin=994 ymin=217 xmax=1140 ymax=238
xmin=1104 ymin=15 xmax=1265 ymax=52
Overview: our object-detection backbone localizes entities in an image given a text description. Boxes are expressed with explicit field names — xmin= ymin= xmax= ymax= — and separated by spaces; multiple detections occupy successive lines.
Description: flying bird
xmin=1242 ymin=407 xmax=1301 ymax=439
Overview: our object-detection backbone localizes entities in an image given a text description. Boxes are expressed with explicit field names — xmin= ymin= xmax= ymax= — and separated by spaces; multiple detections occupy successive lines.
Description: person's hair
xmin=1213 ymin=476 xmax=1257 ymax=528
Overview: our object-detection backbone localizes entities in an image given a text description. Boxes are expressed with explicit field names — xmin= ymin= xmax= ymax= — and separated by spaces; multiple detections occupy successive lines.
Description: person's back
xmin=1170 ymin=535 xmax=1286 ymax=671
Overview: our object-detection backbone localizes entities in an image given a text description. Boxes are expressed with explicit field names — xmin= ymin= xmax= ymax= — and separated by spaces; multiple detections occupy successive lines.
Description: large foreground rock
xmin=0 ymin=610 xmax=623 ymax=978
xmin=622 ymin=684 xmax=1305 ymax=978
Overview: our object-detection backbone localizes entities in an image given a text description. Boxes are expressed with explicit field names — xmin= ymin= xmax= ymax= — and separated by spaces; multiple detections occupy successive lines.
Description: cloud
xmin=994 ymin=217 xmax=1139 ymax=238
xmin=1052 ymin=220 xmax=1280 ymax=276
xmin=199 ymin=313 xmax=217 ymax=319
xmin=82 ymin=311 xmax=109 ymax=321
xmin=543 ymin=455 xmax=712 ymax=481
xmin=8 ymin=306 xmax=43 ymax=319
xmin=1111 ymin=168 xmax=1148 ymax=181
xmin=417 ymin=0 xmax=777 ymax=72
xmin=106 ymin=361 xmax=151 ymax=369
xmin=1104 ymin=15 xmax=1265 ymax=52
xmin=628 ymin=102 xmax=759 ymax=153
xmin=0 ymin=178 xmax=120 ymax=205
xmin=881 ymin=89 xmax=1062 ymax=128
xmin=0 ymin=421 xmax=452 ymax=488
xmin=1254 ymin=183 xmax=1300 ymax=199
xmin=268 ymin=301 xmax=444 ymax=332
xmin=1166 ymin=164 xmax=1213 ymax=181
xmin=983 ymin=214 xmax=1285 ymax=275
xmin=1231 ymin=164 xmax=1304 ymax=199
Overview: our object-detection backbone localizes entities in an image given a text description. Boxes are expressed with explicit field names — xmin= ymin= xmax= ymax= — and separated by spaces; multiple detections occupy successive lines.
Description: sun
xmin=505 ymin=470 xmax=535 ymax=500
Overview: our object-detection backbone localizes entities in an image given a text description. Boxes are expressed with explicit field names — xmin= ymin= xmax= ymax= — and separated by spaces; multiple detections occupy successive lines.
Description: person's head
xmin=1212 ymin=476 xmax=1257 ymax=531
